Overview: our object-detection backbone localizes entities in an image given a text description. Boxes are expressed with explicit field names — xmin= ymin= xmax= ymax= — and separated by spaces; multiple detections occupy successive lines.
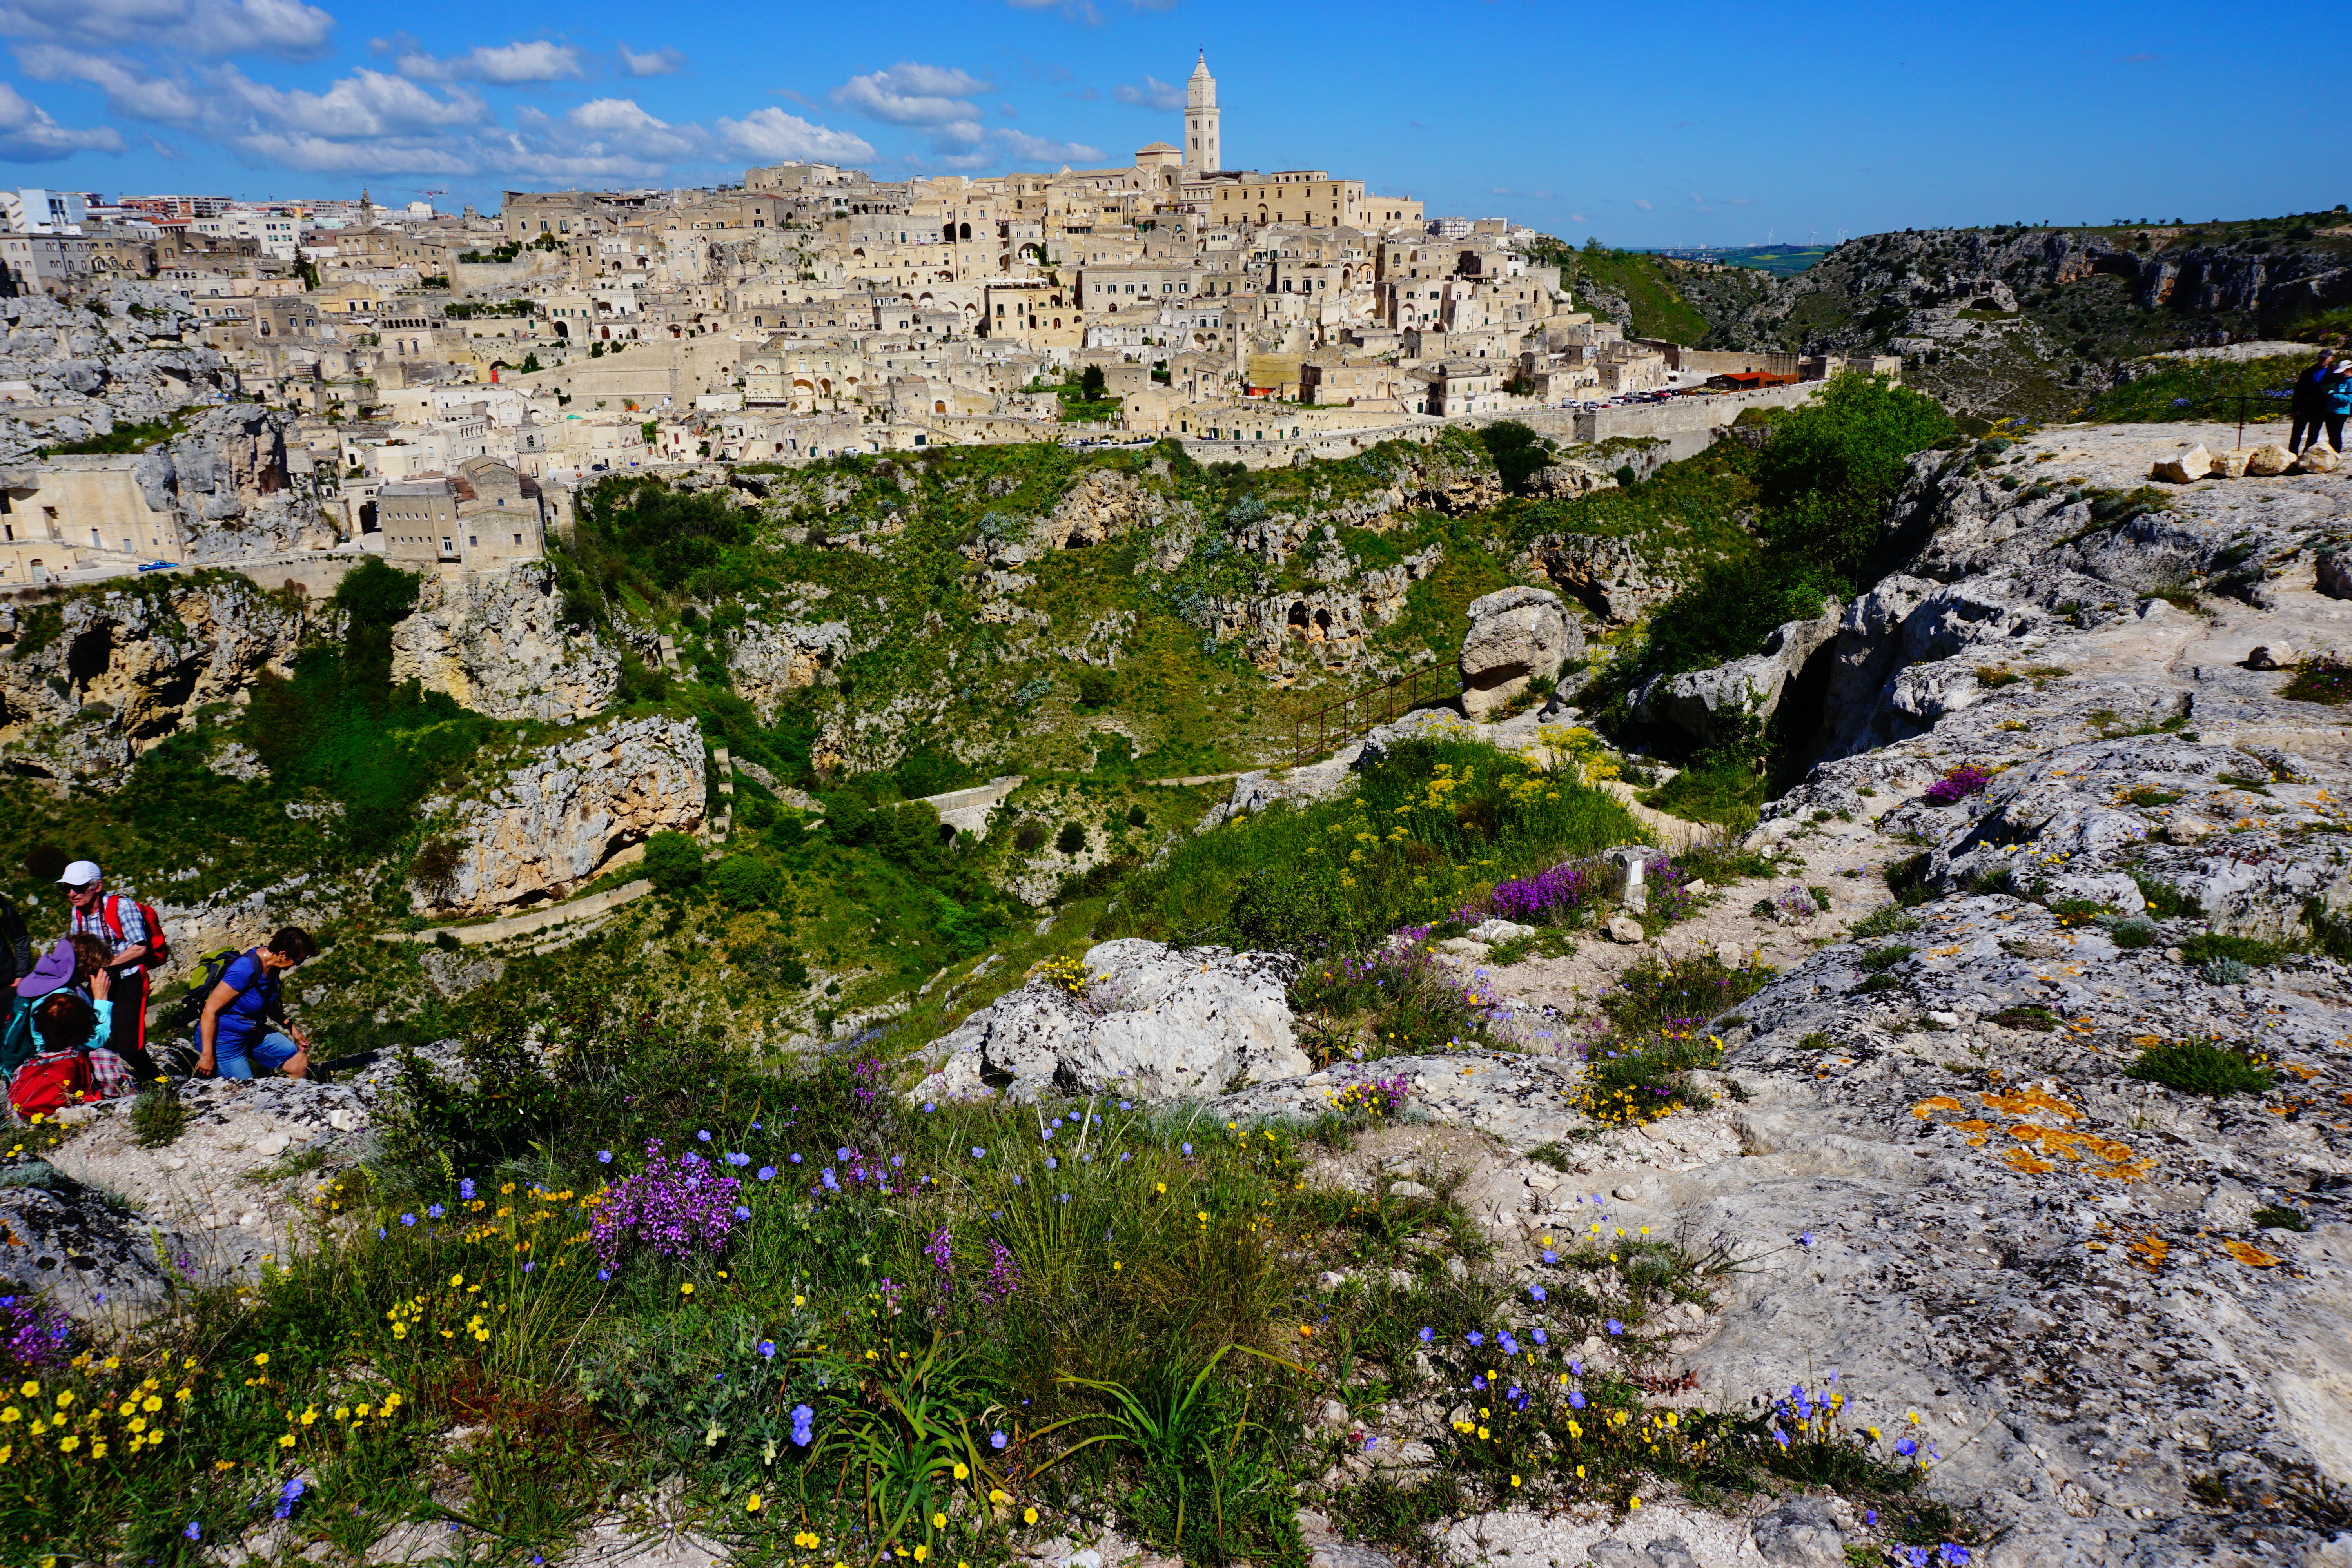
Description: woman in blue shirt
xmin=196 ymin=927 xmax=320 ymax=1080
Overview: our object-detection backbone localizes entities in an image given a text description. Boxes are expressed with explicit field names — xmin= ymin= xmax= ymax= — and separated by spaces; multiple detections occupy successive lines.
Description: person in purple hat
xmin=3 ymin=936 xmax=111 ymax=1080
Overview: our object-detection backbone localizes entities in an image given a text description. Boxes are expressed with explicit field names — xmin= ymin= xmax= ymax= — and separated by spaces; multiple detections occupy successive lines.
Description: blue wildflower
xmin=597 ymin=1150 xmax=612 ymax=1163
xmin=758 ymin=1166 xmax=776 ymax=1181
xmin=757 ymin=1340 xmax=776 ymax=1359
xmin=991 ymin=1430 xmax=1008 ymax=1449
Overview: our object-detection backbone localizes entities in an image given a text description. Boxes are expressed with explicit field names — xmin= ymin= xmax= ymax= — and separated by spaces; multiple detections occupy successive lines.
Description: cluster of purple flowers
xmin=1924 ymin=764 xmax=1992 ymax=807
xmin=847 ymin=1056 xmax=885 ymax=1107
xmin=974 ymin=1238 xmax=1022 ymax=1307
xmin=1487 ymin=862 xmax=1599 ymax=924
xmin=924 ymin=1225 xmax=954 ymax=1295
xmin=0 ymin=1293 xmax=73 ymax=1372
xmin=589 ymin=1140 xmax=744 ymax=1267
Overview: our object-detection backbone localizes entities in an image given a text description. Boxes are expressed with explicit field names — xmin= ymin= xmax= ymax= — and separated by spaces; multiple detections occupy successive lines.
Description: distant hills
xmin=1537 ymin=212 xmax=2352 ymax=417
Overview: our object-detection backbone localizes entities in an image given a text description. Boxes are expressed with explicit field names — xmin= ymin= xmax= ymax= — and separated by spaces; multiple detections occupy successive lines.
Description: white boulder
xmin=910 ymin=939 xmax=1309 ymax=1103
xmin=1458 ymin=586 xmax=1581 ymax=719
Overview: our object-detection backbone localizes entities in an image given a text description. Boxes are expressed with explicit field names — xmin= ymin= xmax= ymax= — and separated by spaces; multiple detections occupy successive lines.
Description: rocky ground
xmin=15 ymin=416 xmax=2352 ymax=1565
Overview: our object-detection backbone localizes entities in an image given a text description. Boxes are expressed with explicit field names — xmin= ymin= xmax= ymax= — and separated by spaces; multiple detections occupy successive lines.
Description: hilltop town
xmin=0 ymin=54 xmax=1909 ymax=590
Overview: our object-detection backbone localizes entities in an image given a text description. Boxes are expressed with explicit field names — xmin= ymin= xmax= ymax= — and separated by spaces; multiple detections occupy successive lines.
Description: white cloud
xmin=558 ymin=96 xmax=704 ymax=160
xmin=996 ymin=127 xmax=1100 ymax=165
xmin=224 ymin=128 xmax=474 ymax=173
xmin=1632 ymin=198 xmax=1653 ymax=211
xmin=215 ymin=65 xmax=486 ymax=137
xmin=617 ymin=42 xmax=684 ymax=77
xmin=0 ymin=0 xmax=333 ymax=58
xmin=16 ymin=43 xmax=206 ymax=122
xmin=1111 ymin=74 xmax=1181 ymax=111
xmin=393 ymin=39 xmax=584 ymax=83
xmin=831 ymin=61 xmax=986 ymax=124
xmin=0 ymin=77 xmax=122 ymax=156
xmin=717 ymin=105 xmax=875 ymax=164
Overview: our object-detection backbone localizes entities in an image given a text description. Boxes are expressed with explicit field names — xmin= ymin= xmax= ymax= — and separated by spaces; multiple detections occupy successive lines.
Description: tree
xmin=1753 ymin=372 xmax=1955 ymax=580
xmin=1055 ymin=822 xmax=1087 ymax=856
xmin=1078 ymin=363 xmax=1108 ymax=401
xmin=642 ymin=831 xmax=704 ymax=893
xmin=519 ymin=352 xmax=542 ymax=374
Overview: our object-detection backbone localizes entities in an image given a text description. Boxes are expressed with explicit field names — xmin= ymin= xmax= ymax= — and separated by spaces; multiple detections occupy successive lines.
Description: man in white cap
xmin=60 ymin=859 xmax=162 ymax=1082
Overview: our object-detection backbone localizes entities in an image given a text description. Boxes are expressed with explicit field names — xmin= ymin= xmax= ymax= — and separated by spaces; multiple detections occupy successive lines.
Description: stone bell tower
xmin=1185 ymin=52 xmax=1220 ymax=177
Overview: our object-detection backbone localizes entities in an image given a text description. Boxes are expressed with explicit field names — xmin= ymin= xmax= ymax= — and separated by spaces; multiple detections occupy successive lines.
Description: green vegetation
xmin=2080 ymin=354 xmax=2305 ymax=423
xmin=442 ymin=299 xmax=537 ymax=320
xmin=2125 ymin=1038 xmax=2277 ymax=1097
xmin=1530 ymin=240 xmax=1722 ymax=343
xmin=2282 ymin=660 xmax=2352 ymax=705
xmin=39 ymin=417 xmax=182 ymax=457
xmin=1111 ymin=739 xmax=1641 ymax=955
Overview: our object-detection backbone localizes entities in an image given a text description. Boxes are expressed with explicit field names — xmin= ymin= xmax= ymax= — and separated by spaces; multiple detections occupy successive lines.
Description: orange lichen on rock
xmin=2223 ymin=1240 xmax=2282 ymax=1268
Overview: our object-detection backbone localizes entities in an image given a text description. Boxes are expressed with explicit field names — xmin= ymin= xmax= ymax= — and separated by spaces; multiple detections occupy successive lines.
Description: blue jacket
xmin=2325 ymin=366 xmax=2352 ymax=417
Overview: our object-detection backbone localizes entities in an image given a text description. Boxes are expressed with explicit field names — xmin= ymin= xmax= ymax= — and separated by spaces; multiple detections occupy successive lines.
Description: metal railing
xmin=1286 ymin=662 xmax=1456 ymax=767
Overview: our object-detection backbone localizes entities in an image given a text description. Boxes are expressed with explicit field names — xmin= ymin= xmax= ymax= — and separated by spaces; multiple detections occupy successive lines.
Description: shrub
xmin=1753 ymin=372 xmax=1955 ymax=577
xmin=641 ymin=831 xmax=706 ymax=893
xmin=1014 ymin=821 xmax=1049 ymax=853
xmin=1858 ymin=946 xmax=1915 ymax=972
xmin=1229 ymin=869 xmax=1351 ymax=956
xmin=1074 ymin=669 xmax=1119 ymax=710
xmin=1601 ymin=950 xmax=1772 ymax=1036
xmin=129 ymin=1086 xmax=189 ymax=1148
xmin=2177 ymin=932 xmax=2283 ymax=968
xmin=2201 ymin=956 xmax=2252 ymax=985
xmin=2125 ymin=1040 xmax=2275 ymax=1096
xmin=2132 ymin=871 xmax=2201 ymax=918
xmin=1849 ymin=904 xmax=1921 ymax=939
xmin=710 ymin=855 xmax=782 ymax=910
xmin=2108 ymin=918 xmax=2158 ymax=949
xmin=1578 ymin=1030 xmax=1724 ymax=1125
xmin=1055 ymin=822 xmax=1088 ymax=857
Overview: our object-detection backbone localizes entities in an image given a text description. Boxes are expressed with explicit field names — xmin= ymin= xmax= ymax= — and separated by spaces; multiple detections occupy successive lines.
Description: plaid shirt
xmin=69 ymin=895 xmax=149 ymax=976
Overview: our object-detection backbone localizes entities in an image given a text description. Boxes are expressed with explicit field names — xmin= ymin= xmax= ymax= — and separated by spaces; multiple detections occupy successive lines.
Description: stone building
xmin=378 ymin=457 xmax=549 ymax=568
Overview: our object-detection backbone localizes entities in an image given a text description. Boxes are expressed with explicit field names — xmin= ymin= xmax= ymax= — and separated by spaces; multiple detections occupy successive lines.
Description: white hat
xmin=58 ymin=860 xmax=101 ymax=887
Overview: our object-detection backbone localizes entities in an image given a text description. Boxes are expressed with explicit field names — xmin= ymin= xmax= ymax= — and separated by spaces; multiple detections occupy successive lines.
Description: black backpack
xmin=162 ymin=946 xmax=258 ymax=1034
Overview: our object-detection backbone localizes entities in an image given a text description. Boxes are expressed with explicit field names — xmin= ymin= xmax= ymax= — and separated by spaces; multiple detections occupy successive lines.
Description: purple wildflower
xmin=589 ymin=1139 xmax=744 ymax=1269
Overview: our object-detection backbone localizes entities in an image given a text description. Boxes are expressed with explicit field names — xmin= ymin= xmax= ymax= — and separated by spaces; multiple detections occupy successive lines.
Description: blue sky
xmin=0 ymin=0 xmax=2340 ymax=245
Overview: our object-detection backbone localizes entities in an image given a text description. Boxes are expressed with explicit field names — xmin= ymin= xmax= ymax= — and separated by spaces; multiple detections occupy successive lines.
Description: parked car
xmin=136 ymin=560 xmax=175 ymax=572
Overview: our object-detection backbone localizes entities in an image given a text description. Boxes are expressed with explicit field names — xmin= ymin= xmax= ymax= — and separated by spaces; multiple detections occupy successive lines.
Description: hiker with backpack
xmin=5 ymin=938 xmax=136 ymax=1117
xmin=59 ymin=859 xmax=167 ymax=1084
xmin=195 ymin=927 xmax=319 ymax=1082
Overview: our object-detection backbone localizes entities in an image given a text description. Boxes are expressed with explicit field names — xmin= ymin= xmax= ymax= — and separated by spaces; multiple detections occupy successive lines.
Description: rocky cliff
xmin=0 ymin=572 xmax=318 ymax=787
xmin=1685 ymin=225 xmax=2352 ymax=417
xmin=0 ymin=286 xmax=236 ymax=465
xmin=390 ymin=561 xmax=620 ymax=721
xmin=419 ymin=714 xmax=706 ymax=915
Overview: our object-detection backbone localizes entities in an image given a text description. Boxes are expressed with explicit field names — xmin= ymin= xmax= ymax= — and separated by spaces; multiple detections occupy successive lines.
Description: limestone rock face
xmin=2150 ymin=444 xmax=2210 ymax=482
xmin=2209 ymin=447 xmax=2253 ymax=477
xmin=1627 ymin=603 xmax=1841 ymax=746
xmin=1518 ymin=533 xmax=1681 ymax=624
xmin=727 ymin=619 xmax=852 ymax=722
xmin=1525 ymin=462 xmax=1619 ymax=500
xmin=0 ymin=575 xmax=315 ymax=787
xmin=2322 ymin=553 xmax=2352 ymax=601
xmin=909 ymin=940 xmax=1308 ymax=1104
xmin=2293 ymin=441 xmax=2341 ymax=474
xmin=422 ymin=715 xmax=706 ymax=915
xmin=390 ymin=563 xmax=618 ymax=721
xmin=1031 ymin=468 xmax=1196 ymax=551
xmin=1459 ymin=586 xmax=1581 ymax=718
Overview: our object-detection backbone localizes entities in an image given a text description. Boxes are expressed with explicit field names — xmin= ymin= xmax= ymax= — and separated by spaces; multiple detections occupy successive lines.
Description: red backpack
xmin=9 ymin=1051 xmax=94 ymax=1120
xmin=100 ymin=894 xmax=170 ymax=968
